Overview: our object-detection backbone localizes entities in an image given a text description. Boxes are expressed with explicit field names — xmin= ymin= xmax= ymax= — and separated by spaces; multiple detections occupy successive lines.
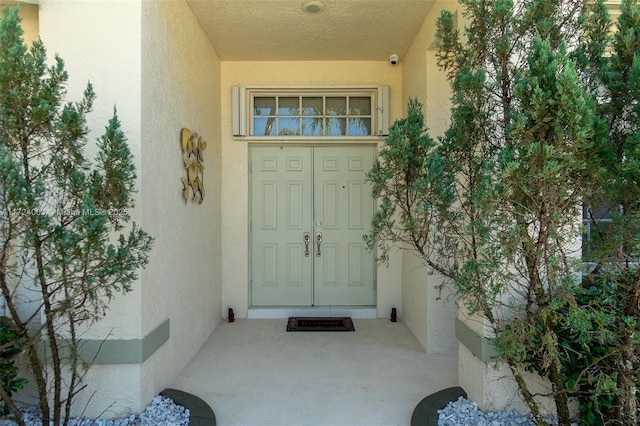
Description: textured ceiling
xmin=185 ymin=0 xmax=436 ymax=61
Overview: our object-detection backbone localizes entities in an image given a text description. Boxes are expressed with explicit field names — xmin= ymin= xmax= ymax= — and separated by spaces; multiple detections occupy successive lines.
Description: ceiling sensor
xmin=302 ymin=1 xmax=325 ymax=14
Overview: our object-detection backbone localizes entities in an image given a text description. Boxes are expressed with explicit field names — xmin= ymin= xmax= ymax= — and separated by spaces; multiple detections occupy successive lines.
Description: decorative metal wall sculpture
xmin=180 ymin=128 xmax=207 ymax=204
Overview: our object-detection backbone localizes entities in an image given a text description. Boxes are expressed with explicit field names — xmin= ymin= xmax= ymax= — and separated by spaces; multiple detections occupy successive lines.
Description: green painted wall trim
xmin=38 ymin=319 xmax=170 ymax=365
xmin=455 ymin=318 xmax=497 ymax=363
xmin=142 ymin=318 xmax=171 ymax=362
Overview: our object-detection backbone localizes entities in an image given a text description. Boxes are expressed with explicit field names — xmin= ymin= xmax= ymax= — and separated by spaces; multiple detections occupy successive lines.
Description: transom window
xmin=253 ymin=95 xmax=372 ymax=136
xmin=232 ymin=86 xmax=389 ymax=138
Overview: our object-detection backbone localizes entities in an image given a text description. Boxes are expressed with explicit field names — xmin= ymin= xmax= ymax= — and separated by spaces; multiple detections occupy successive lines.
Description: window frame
xmin=582 ymin=203 xmax=616 ymax=261
xmin=233 ymin=85 xmax=389 ymax=140
xmin=581 ymin=201 xmax=640 ymax=262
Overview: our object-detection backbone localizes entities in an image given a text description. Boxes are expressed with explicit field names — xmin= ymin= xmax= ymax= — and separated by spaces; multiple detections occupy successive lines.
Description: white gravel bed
xmin=0 ymin=396 xmax=189 ymax=426
xmin=3 ymin=394 xmax=583 ymax=426
xmin=438 ymin=397 xmax=580 ymax=426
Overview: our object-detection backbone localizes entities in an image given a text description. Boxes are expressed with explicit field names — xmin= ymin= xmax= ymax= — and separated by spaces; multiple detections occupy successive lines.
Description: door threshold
xmin=248 ymin=306 xmax=377 ymax=319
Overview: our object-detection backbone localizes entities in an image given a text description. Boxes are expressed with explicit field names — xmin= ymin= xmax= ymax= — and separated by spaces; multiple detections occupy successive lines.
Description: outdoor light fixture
xmin=302 ymin=1 xmax=325 ymax=14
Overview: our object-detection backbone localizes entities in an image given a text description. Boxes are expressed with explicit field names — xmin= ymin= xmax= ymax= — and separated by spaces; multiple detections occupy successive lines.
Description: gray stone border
xmin=410 ymin=386 xmax=467 ymax=426
xmin=160 ymin=388 xmax=216 ymax=426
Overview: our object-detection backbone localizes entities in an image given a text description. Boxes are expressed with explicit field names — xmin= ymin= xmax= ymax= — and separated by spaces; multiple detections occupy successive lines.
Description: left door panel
xmin=250 ymin=147 xmax=313 ymax=305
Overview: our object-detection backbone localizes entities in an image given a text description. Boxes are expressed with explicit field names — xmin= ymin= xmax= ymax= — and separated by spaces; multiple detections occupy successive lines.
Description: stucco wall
xmin=139 ymin=0 xmax=222 ymax=412
xmin=37 ymin=0 xmax=222 ymax=417
xmin=39 ymin=0 xmax=143 ymax=341
xmin=459 ymin=343 xmax=558 ymax=415
xmin=37 ymin=0 xmax=144 ymax=417
xmin=220 ymin=61 xmax=403 ymax=319
xmin=400 ymin=12 xmax=430 ymax=350
xmin=399 ymin=1 xmax=458 ymax=354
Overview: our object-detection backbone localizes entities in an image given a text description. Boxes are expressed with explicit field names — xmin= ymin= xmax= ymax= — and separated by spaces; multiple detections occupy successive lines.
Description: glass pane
xmin=326 ymin=117 xmax=347 ymax=135
xmin=302 ymin=97 xmax=323 ymax=115
xmin=302 ymin=117 xmax=323 ymax=135
xmin=582 ymin=221 xmax=616 ymax=260
xmin=349 ymin=118 xmax=371 ymax=136
xmin=254 ymin=97 xmax=275 ymax=116
xmin=254 ymin=117 xmax=276 ymax=136
xmin=277 ymin=118 xmax=300 ymax=135
xmin=349 ymin=97 xmax=371 ymax=115
xmin=326 ymin=97 xmax=346 ymax=116
xmin=278 ymin=97 xmax=299 ymax=115
xmin=251 ymin=92 xmax=377 ymax=137
xmin=583 ymin=202 xmax=616 ymax=220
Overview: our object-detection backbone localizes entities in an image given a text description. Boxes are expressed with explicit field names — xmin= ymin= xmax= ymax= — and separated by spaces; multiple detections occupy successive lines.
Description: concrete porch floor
xmin=170 ymin=319 xmax=458 ymax=426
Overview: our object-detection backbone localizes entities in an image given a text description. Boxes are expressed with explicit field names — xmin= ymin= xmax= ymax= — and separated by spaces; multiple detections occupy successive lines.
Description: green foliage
xmin=552 ymin=275 xmax=637 ymax=425
xmin=0 ymin=6 xmax=153 ymax=425
xmin=367 ymin=0 xmax=640 ymax=425
xmin=0 ymin=320 xmax=26 ymax=416
xmin=365 ymin=98 xmax=456 ymax=270
xmin=574 ymin=1 xmax=640 ymax=424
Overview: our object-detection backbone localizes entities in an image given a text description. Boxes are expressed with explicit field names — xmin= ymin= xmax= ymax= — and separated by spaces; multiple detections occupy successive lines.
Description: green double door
xmin=250 ymin=146 xmax=375 ymax=306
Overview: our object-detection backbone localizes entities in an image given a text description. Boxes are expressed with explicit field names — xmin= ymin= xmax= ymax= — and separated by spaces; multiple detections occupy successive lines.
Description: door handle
xmin=303 ymin=232 xmax=310 ymax=257
xmin=316 ymin=232 xmax=322 ymax=257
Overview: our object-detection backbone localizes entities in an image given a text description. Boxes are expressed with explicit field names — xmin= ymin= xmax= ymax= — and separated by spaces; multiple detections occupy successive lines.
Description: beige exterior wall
xmin=37 ymin=0 xmax=144 ymax=341
xmin=139 ymin=0 xmax=222 ymax=413
xmin=398 ymin=1 xmax=458 ymax=354
xmin=37 ymin=0 xmax=144 ymax=416
xmin=220 ymin=61 xmax=403 ymax=319
xmin=459 ymin=343 xmax=558 ymax=415
xmin=36 ymin=0 xmax=223 ymax=418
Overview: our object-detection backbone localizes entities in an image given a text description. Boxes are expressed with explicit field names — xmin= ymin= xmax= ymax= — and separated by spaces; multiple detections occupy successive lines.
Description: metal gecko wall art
xmin=180 ymin=128 xmax=207 ymax=204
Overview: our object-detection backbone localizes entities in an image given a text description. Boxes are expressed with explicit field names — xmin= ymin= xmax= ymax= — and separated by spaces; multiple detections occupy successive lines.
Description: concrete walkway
xmin=171 ymin=319 xmax=458 ymax=426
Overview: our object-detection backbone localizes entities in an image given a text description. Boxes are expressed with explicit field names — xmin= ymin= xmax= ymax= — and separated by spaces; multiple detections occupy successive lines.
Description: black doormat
xmin=286 ymin=317 xmax=355 ymax=332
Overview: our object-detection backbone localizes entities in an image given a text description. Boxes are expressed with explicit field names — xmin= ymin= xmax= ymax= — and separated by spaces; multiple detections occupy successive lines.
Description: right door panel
xmin=312 ymin=147 xmax=375 ymax=305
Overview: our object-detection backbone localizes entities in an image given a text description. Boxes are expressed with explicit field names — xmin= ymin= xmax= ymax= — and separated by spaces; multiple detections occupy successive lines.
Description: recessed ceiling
xmin=185 ymin=0 xmax=436 ymax=61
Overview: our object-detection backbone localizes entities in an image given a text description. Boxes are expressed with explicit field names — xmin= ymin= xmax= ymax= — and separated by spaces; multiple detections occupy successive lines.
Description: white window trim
xmin=232 ymin=85 xmax=389 ymax=139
